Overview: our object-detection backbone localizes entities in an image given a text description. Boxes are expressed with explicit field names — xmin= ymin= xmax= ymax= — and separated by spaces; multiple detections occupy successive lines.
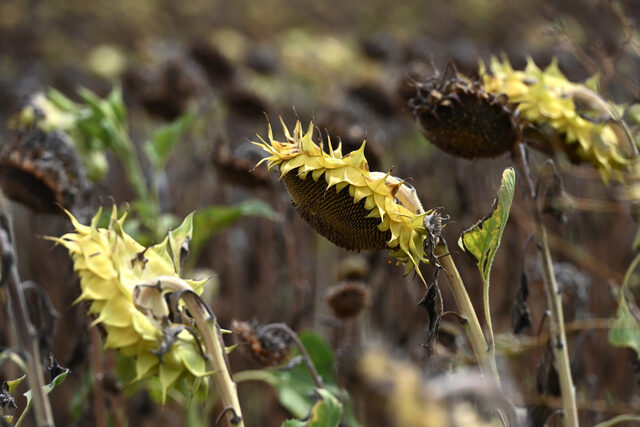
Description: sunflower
xmin=408 ymin=64 xmax=525 ymax=159
xmin=481 ymin=56 xmax=632 ymax=178
xmin=253 ymin=119 xmax=432 ymax=274
xmin=50 ymin=207 xmax=210 ymax=401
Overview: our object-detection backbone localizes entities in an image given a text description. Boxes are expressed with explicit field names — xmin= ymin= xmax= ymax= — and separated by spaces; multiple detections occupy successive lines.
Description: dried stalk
xmin=514 ymin=143 xmax=579 ymax=427
xmin=0 ymin=211 xmax=54 ymax=426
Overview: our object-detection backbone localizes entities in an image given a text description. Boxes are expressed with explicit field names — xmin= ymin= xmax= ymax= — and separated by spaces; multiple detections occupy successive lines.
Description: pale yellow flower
xmin=50 ymin=208 xmax=210 ymax=401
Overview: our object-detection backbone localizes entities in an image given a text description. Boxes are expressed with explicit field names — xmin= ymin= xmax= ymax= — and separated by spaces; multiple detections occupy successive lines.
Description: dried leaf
xmin=418 ymin=276 xmax=444 ymax=357
xmin=511 ymin=271 xmax=532 ymax=334
xmin=168 ymin=212 xmax=193 ymax=276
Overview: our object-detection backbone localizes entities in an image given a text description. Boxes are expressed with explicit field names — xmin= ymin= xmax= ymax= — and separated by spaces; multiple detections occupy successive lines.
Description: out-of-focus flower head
xmin=481 ymin=56 xmax=633 ymax=179
xmin=50 ymin=208 xmax=210 ymax=401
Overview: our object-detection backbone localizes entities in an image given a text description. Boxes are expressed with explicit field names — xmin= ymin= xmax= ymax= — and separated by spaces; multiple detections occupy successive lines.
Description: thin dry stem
xmin=514 ymin=143 xmax=579 ymax=427
xmin=0 ymin=215 xmax=54 ymax=426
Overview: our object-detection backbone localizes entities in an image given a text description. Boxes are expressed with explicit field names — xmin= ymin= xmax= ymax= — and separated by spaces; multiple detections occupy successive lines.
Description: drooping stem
xmin=155 ymin=276 xmax=244 ymax=427
xmin=434 ymin=242 xmax=501 ymax=387
xmin=0 ymin=213 xmax=54 ymax=426
xmin=514 ymin=143 xmax=579 ymax=427
xmin=259 ymin=323 xmax=324 ymax=389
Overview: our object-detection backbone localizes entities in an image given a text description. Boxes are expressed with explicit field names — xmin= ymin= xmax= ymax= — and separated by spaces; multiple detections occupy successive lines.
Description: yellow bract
xmin=481 ymin=56 xmax=630 ymax=178
xmin=51 ymin=208 xmax=209 ymax=401
xmin=253 ymin=119 xmax=429 ymax=272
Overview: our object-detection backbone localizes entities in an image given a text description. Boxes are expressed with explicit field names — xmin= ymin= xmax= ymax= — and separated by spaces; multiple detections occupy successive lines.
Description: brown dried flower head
xmin=231 ymin=320 xmax=292 ymax=366
xmin=408 ymin=64 xmax=526 ymax=159
xmin=325 ymin=281 xmax=371 ymax=319
xmin=0 ymin=129 xmax=86 ymax=213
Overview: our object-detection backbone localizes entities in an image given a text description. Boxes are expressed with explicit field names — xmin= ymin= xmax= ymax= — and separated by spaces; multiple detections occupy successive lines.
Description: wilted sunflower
xmin=49 ymin=207 xmax=211 ymax=401
xmin=408 ymin=64 xmax=525 ymax=159
xmin=481 ymin=56 xmax=633 ymax=178
xmin=253 ymin=120 xmax=434 ymax=274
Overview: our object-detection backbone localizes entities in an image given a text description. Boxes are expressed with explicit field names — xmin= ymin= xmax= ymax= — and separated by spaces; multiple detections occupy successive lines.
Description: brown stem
xmin=0 ymin=215 xmax=54 ymax=426
xmin=89 ymin=326 xmax=105 ymax=427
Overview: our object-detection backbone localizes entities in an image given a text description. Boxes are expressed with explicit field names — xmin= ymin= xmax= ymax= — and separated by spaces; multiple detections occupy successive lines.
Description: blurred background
xmin=1 ymin=0 xmax=640 ymax=425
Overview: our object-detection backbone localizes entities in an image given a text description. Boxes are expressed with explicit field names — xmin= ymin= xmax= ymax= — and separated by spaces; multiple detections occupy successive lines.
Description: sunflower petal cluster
xmin=481 ymin=56 xmax=630 ymax=177
xmin=51 ymin=208 xmax=209 ymax=401
xmin=253 ymin=119 xmax=429 ymax=272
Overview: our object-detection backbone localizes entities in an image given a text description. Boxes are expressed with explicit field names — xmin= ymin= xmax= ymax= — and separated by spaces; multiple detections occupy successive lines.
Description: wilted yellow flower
xmin=253 ymin=120 xmax=431 ymax=273
xmin=481 ymin=56 xmax=631 ymax=178
xmin=50 ymin=208 xmax=210 ymax=401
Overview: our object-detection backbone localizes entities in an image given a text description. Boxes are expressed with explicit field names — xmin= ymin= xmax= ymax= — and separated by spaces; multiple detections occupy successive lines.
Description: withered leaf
xmin=511 ymin=271 xmax=532 ymax=334
xmin=418 ymin=275 xmax=444 ymax=357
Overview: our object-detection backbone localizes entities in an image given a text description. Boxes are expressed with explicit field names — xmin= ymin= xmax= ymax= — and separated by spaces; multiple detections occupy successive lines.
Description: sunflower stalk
xmin=514 ymin=143 xmax=579 ymax=427
xmin=150 ymin=276 xmax=244 ymax=427
xmin=434 ymin=242 xmax=501 ymax=387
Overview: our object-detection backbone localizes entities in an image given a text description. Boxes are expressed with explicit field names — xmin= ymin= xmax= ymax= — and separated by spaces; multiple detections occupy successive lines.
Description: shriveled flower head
xmin=253 ymin=119 xmax=432 ymax=273
xmin=481 ymin=56 xmax=632 ymax=178
xmin=408 ymin=64 xmax=525 ymax=159
xmin=50 ymin=208 xmax=210 ymax=401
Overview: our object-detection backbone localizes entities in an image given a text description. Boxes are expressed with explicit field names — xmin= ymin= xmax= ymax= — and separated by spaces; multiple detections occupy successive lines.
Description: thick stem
xmin=155 ymin=276 xmax=244 ymax=427
xmin=514 ymin=143 xmax=579 ymax=427
xmin=0 ymin=219 xmax=54 ymax=426
xmin=434 ymin=242 xmax=501 ymax=386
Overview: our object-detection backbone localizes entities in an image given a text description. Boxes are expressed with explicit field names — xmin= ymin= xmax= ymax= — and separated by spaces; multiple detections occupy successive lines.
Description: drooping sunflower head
xmin=408 ymin=64 xmax=526 ymax=159
xmin=481 ymin=56 xmax=633 ymax=178
xmin=50 ymin=208 xmax=210 ymax=401
xmin=253 ymin=119 xmax=432 ymax=273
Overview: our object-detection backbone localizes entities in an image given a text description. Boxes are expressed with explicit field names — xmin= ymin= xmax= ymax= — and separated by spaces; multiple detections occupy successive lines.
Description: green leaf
xmin=458 ymin=167 xmax=515 ymax=283
xmin=234 ymin=332 xmax=360 ymax=426
xmin=7 ymin=376 xmax=26 ymax=393
xmin=189 ymin=200 xmax=278 ymax=268
xmin=144 ymin=113 xmax=194 ymax=171
xmin=168 ymin=213 xmax=194 ymax=275
xmin=458 ymin=167 xmax=515 ymax=348
xmin=609 ymin=296 xmax=640 ymax=357
xmin=609 ymin=254 xmax=640 ymax=357
xmin=15 ymin=366 xmax=69 ymax=427
xmin=271 ymin=332 xmax=357 ymax=425
xmin=46 ymin=88 xmax=81 ymax=113
xmin=281 ymin=388 xmax=343 ymax=427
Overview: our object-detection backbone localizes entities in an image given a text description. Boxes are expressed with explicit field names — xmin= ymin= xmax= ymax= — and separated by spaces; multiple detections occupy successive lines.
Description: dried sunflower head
xmin=231 ymin=320 xmax=292 ymax=366
xmin=0 ymin=129 xmax=86 ymax=213
xmin=325 ymin=281 xmax=371 ymax=319
xmin=408 ymin=64 xmax=526 ymax=159
xmin=49 ymin=208 xmax=210 ymax=401
xmin=253 ymin=120 xmax=432 ymax=273
xmin=481 ymin=56 xmax=632 ymax=178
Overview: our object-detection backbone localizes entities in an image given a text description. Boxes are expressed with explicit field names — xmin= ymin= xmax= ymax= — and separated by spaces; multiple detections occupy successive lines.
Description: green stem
xmin=435 ymin=242 xmax=501 ymax=386
xmin=482 ymin=275 xmax=496 ymax=376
